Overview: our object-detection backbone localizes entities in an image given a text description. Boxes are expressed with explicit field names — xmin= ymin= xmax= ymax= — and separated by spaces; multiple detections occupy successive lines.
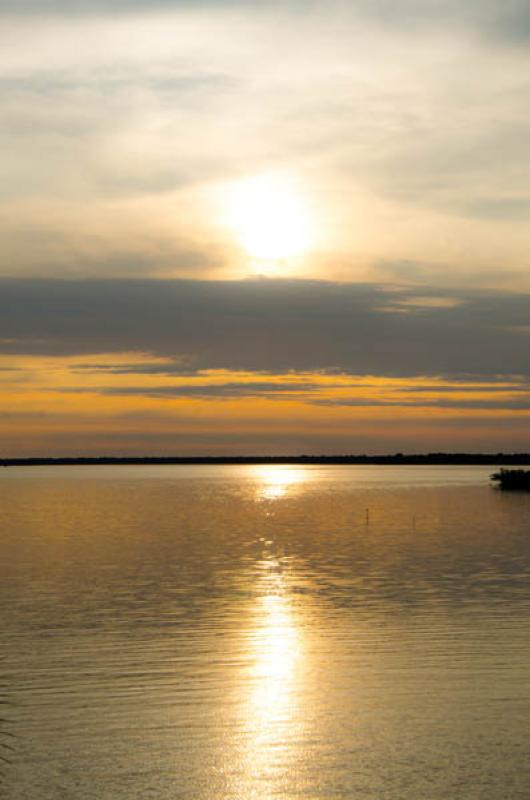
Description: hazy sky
xmin=2 ymin=0 xmax=530 ymax=454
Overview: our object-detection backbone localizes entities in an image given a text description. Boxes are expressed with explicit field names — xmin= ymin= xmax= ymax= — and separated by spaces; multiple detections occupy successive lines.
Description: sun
xmin=226 ymin=173 xmax=314 ymax=265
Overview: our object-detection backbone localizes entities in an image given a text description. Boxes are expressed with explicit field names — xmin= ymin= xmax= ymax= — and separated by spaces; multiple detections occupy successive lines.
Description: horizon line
xmin=2 ymin=453 xmax=530 ymax=467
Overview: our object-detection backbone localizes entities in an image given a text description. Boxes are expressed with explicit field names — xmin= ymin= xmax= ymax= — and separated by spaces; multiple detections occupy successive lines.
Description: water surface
xmin=1 ymin=465 xmax=530 ymax=799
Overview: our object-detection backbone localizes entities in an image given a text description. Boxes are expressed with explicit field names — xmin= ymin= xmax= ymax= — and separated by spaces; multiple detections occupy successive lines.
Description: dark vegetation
xmin=2 ymin=453 xmax=530 ymax=467
xmin=491 ymin=468 xmax=530 ymax=491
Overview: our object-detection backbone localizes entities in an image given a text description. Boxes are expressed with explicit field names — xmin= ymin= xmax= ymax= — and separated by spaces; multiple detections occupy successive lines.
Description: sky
xmin=1 ymin=0 xmax=530 ymax=455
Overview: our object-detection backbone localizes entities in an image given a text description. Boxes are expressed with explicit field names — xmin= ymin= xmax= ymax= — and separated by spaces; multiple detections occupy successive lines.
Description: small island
xmin=491 ymin=469 xmax=530 ymax=491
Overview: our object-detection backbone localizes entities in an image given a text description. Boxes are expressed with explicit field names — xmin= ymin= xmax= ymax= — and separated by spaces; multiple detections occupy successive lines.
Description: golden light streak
xmin=2 ymin=353 xmax=530 ymax=454
xmin=250 ymin=592 xmax=299 ymax=711
xmin=252 ymin=464 xmax=309 ymax=500
xmin=233 ymin=546 xmax=303 ymax=799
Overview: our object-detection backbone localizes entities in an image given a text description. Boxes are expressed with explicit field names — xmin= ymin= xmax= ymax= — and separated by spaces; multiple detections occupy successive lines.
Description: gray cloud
xmin=1 ymin=278 xmax=529 ymax=378
xmin=4 ymin=0 xmax=530 ymax=44
xmin=64 ymin=381 xmax=321 ymax=399
xmin=401 ymin=383 xmax=530 ymax=393
xmin=72 ymin=361 xmax=197 ymax=375
xmin=60 ymin=381 xmax=530 ymax=410
xmin=354 ymin=0 xmax=530 ymax=44
xmin=313 ymin=398 xmax=530 ymax=411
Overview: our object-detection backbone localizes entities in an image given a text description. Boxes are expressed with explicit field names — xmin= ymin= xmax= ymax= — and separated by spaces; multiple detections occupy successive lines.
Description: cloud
xmin=63 ymin=380 xmax=322 ymax=400
xmin=60 ymin=380 xmax=530 ymax=411
xmin=401 ymin=383 xmax=530 ymax=394
xmin=2 ymin=1 xmax=530 ymax=288
xmin=313 ymin=398 xmax=530 ymax=411
xmin=1 ymin=278 xmax=529 ymax=379
xmin=4 ymin=0 xmax=530 ymax=45
xmin=0 ymin=228 xmax=223 ymax=279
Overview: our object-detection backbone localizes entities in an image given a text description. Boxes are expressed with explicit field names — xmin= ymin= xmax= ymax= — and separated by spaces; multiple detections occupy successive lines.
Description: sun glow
xmin=250 ymin=592 xmax=299 ymax=709
xmin=226 ymin=173 xmax=314 ymax=266
xmin=229 ymin=546 xmax=304 ymax=798
xmin=252 ymin=465 xmax=309 ymax=501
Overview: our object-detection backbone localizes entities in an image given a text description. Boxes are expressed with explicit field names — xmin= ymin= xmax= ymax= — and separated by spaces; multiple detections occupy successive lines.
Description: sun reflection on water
xmin=250 ymin=592 xmax=299 ymax=714
xmin=233 ymin=544 xmax=304 ymax=798
xmin=252 ymin=465 xmax=308 ymax=501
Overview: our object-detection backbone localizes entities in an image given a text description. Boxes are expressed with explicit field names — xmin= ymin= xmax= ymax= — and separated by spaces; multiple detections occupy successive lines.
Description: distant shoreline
xmin=2 ymin=454 xmax=530 ymax=467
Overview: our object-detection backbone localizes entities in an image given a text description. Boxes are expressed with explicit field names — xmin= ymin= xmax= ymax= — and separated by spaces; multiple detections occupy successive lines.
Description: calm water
xmin=1 ymin=464 xmax=530 ymax=799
